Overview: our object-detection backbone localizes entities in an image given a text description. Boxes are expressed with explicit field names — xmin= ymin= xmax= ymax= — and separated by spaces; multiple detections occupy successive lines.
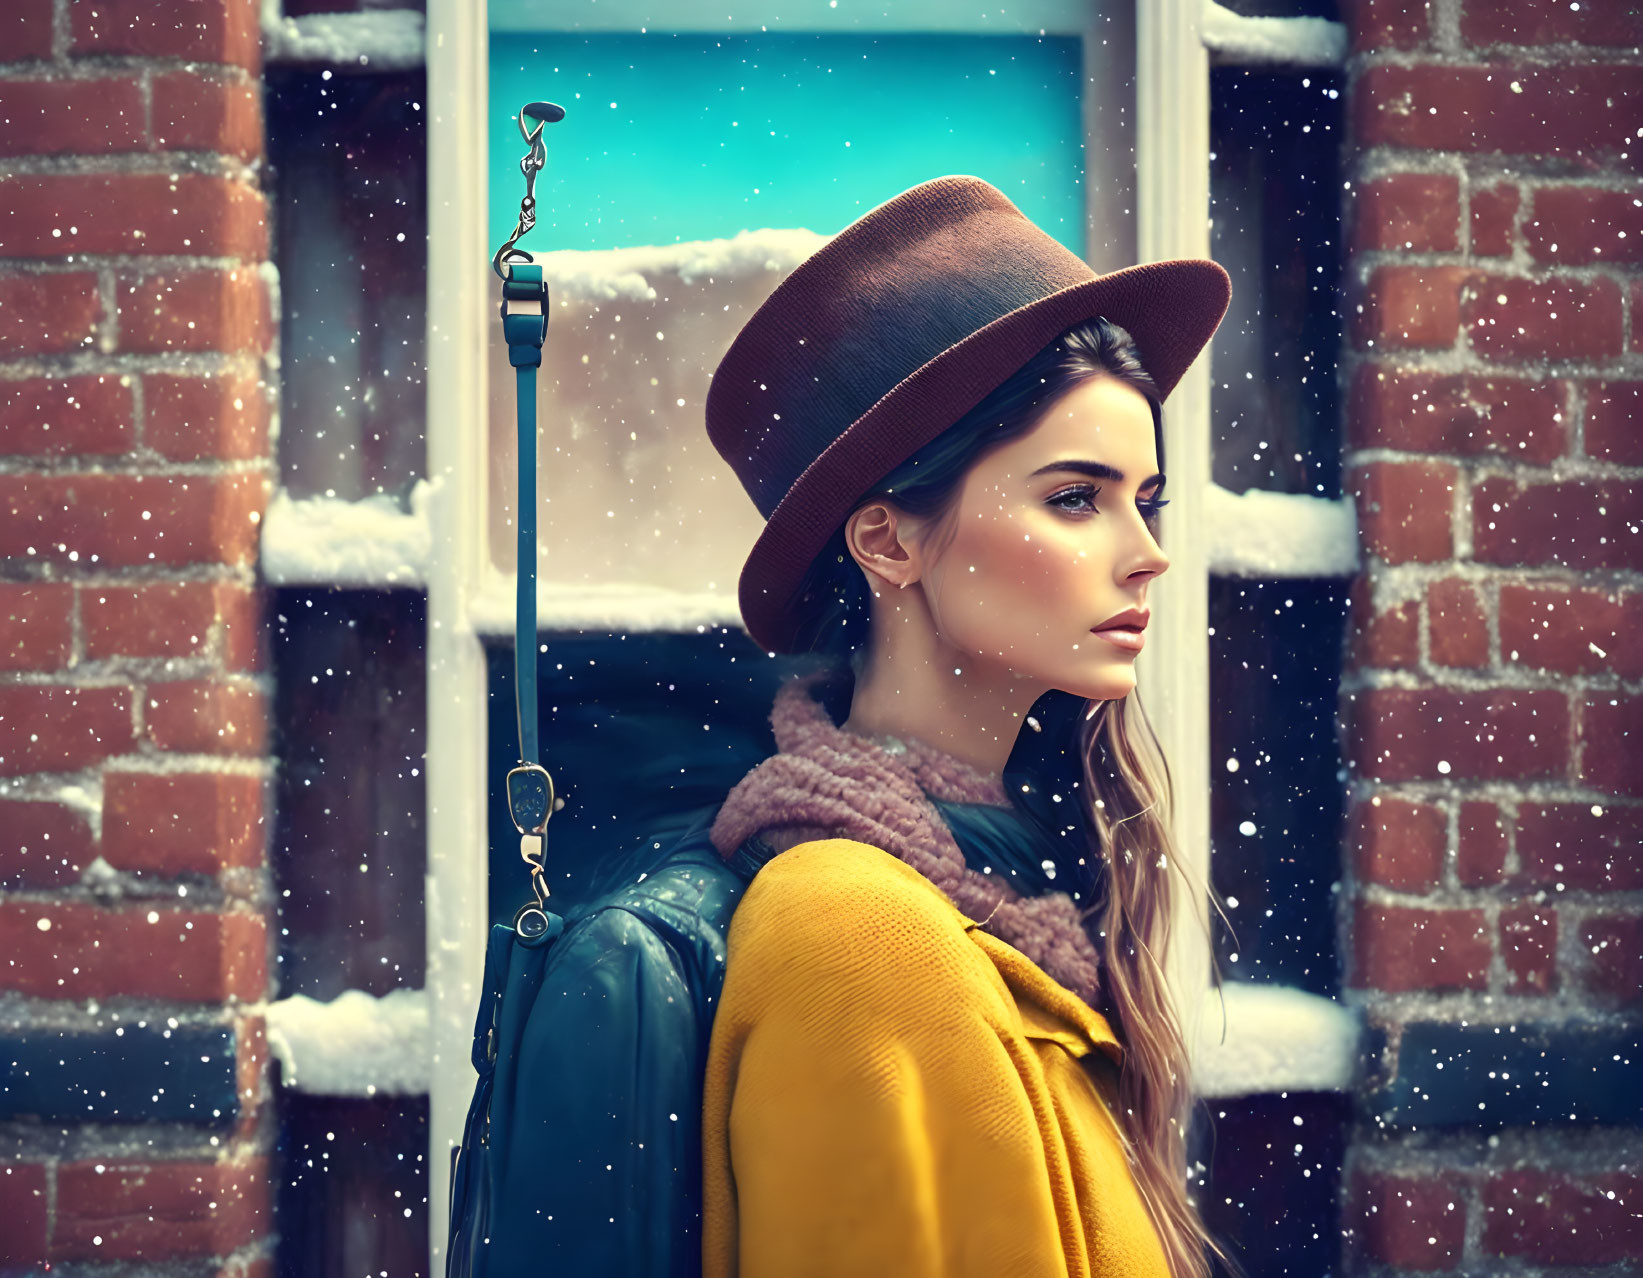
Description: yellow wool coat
xmin=701 ymin=838 xmax=1173 ymax=1278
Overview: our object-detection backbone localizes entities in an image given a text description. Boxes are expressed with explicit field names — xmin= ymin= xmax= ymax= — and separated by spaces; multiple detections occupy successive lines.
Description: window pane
xmin=267 ymin=69 xmax=427 ymax=501
xmin=272 ymin=588 xmax=427 ymax=998
xmin=1208 ymin=63 xmax=1345 ymax=498
xmin=1208 ymin=578 xmax=1347 ymax=997
xmin=483 ymin=30 xmax=1096 ymax=591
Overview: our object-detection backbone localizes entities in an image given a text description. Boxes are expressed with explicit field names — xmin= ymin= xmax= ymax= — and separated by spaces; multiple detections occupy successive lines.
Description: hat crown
xmin=706 ymin=176 xmax=1092 ymax=519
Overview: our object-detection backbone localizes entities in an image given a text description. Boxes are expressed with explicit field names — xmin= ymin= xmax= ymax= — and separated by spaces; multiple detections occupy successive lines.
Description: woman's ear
xmin=844 ymin=500 xmax=922 ymax=595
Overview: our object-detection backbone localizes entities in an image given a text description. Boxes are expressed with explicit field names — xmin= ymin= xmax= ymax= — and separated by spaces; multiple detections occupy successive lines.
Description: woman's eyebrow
xmin=1028 ymin=459 xmax=1166 ymax=489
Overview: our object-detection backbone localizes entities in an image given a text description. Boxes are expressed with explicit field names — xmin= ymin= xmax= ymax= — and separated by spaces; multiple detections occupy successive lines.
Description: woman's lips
xmin=1091 ymin=626 xmax=1145 ymax=653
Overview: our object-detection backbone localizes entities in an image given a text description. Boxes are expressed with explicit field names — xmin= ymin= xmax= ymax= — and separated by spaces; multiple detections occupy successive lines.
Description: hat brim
xmin=737 ymin=256 xmax=1232 ymax=654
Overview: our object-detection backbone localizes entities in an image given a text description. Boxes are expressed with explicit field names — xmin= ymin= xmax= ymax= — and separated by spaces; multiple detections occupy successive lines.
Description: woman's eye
xmin=1137 ymin=497 xmax=1170 ymax=524
xmin=1048 ymin=484 xmax=1099 ymax=513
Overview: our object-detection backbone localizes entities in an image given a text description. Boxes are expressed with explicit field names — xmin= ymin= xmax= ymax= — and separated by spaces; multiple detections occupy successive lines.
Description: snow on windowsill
xmin=263 ymin=5 xmax=425 ymax=70
xmin=266 ymin=987 xmax=430 ymax=1096
xmin=1206 ymin=484 xmax=1358 ymax=579
xmin=265 ymin=980 xmax=1357 ymax=1097
xmin=260 ymin=481 xmax=432 ymax=588
xmin=1192 ymin=980 xmax=1362 ymax=1097
xmin=1201 ymin=0 xmax=1348 ymax=67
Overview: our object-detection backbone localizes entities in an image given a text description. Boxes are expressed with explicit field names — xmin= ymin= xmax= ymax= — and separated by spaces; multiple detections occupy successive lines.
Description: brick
xmin=0 ymin=174 xmax=267 ymax=260
xmin=1516 ymin=802 xmax=1643 ymax=891
xmin=1343 ymin=0 xmax=1431 ymax=51
xmin=71 ymin=0 xmax=262 ymax=71
xmin=0 ymin=582 xmax=73 ymax=671
xmin=0 ymin=375 xmax=134 ymax=457
xmin=1 ymin=0 xmax=53 ymax=62
xmin=0 ymin=901 xmax=266 ymax=1001
xmin=1585 ymin=379 xmax=1643 ymax=466
xmin=83 ymin=581 xmax=218 ymax=660
xmin=0 ymin=272 xmax=101 ymax=356
xmin=1525 ymin=186 xmax=1643 ymax=267
xmin=0 ymin=1162 xmax=49 ymax=1265
xmin=144 ymin=679 xmax=269 ymax=757
xmin=1499 ymin=581 xmax=1643 ymax=679
xmin=0 ymin=797 xmax=93 ymax=890
xmin=1352 ymin=265 xmax=1475 ymax=351
xmin=1456 ymin=800 xmax=1507 ymax=886
xmin=102 ymin=770 xmax=265 ymax=876
xmin=1578 ymin=912 xmax=1643 ymax=1007
xmin=145 ymin=371 xmax=271 ymax=461
xmin=1350 ymin=1168 xmax=1465 ymax=1269
xmin=1369 ymin=1019 xmax=1642 ymax=1128
xmin=1349 ymin=794 xmax=1445 ymax=891
xmin=117 ymin=268 xmax=271 ymax=355
xmin=233 ymin=1012 xmax=267 ymax=1140
xmin=1349 ymin=686 xmax=1569 ymax=783
xmin=1464 ymin=272 xmax=1624 ymax=363
xmin=1482 ymin=1169 xmax=1643 ymax=1265
xmin=54 ymin=1155 xmax=271 ymax=1260
xmin=215 ymin=582 xmax=265 ymax=674
xmin=0 ymin=77 xmax=145 ymax=157
xmin=0 ymin=684 xmax=134 ymax=777
xmin=1347 ymin=364 xmax=1566 ymax=463
xmin=1348 ymin=576 xmax=1419 ymax=670
xmin=1349 ymin=460 xmax=1455 ymax=564
xmin=153 ymin=71 xmax=262 ymax=161
xmin=1581 ymin=693 xmax=1643 ymax=797
xmin=1469 ymin=182 xmax=1518 ymax=258
xmin=1426 ymin=577 xmax=1489 ymax=668
xmin=0 ymin=1022 xmax=238 ymax=1127
xmin=1351 ymin=173 xmax=1459 ymax=253
xmin=1500 ymin=903 xmax=1557 ymax=994
xmin=1355 ymin=63 xmax=1643 ymax=173
xmin=0 ymin=471 xmax=269 ymax=570
xmin=1473 ymin=476 xmax=1643 ymax=573
xmin=1351 ymin=901 xmax=1490 ymax=992
xmin=1461 ymin=3 xmax=1643 ymax=49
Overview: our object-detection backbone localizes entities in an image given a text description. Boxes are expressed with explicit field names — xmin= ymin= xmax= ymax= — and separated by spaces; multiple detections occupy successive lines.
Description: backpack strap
xmin=494 ymin=103 xmax=567 ymax=948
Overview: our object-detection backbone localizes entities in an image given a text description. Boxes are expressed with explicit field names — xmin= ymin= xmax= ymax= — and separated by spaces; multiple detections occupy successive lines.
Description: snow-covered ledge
xmin=1201 ymin=0 xmax=1348 ymax=68
xmin=259 ymin=481 xmax=433 ymax=588
xmin=262 ymin=3 xmax=426 ymax=70
xmin=1206 ymin=484 xmax=1359 ymax=579
xmin=259 ymin=479 xmax=1354 ymax=595
xmin=265 ymin=981 xmax=1358 ymax=1097
xmin=1191 ymin=980 xmax=1363 ymax=1098
xmin=266 ymin=987 xmax=431 ymax=1096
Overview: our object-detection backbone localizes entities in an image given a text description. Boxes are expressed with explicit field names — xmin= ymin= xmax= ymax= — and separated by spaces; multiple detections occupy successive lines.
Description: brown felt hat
xmin=706 ymin=174 xmax=1232 ymax=655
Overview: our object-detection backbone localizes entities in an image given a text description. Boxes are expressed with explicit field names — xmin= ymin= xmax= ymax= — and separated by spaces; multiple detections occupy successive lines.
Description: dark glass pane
xmin=266 ymin=68 xmax=427 ymax=501
xmin=1212 ymin=0 xmax=1340 ymax=18
xmin=276 ymin=1094 xmax=429 ymax=1278
xmin=285 ymin=0 xmax=426 ymax=13
xmin=1208 ymin=64 xmax=1345 ymax=497
xmin=1193 ymin=1091 xmax=1350 ymax=1277
xmin=272 ymin=588 xmax=427 ymax=997
xmin=1208 ymin=578 xmax=1348 ymax=997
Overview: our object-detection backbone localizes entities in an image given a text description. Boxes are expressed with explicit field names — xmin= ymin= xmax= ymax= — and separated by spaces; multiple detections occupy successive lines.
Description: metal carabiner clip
xmin=492 ymin=100 xmax=566 ymax=280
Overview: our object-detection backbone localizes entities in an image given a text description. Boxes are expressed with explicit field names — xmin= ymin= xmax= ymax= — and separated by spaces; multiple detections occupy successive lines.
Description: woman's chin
xmin=1060 ymin=659 xmax=1137 ymax=703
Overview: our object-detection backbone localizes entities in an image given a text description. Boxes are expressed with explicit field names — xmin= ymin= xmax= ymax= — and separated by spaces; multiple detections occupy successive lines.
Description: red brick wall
xmin=0 ymin=0 xmax=274 ymax=1272
xmin=1341 ymin=0 xmax=1641 ymax=1273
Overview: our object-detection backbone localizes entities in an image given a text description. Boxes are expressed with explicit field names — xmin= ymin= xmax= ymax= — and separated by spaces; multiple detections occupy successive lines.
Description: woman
xmin=458 ymin=175 xmax=1238 ymax=1278
xmin=695 ymin=174 xmax=1240 ymax=1278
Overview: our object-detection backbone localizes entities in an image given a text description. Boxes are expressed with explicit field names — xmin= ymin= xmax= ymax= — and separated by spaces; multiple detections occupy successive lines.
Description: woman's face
xmin=914 ymin=374 xmax=1170 ymax=701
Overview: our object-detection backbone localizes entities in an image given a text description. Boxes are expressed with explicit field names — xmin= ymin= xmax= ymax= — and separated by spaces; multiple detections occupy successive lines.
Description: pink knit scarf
xmin=709 ymin=668 xmax=1104 ymax=1009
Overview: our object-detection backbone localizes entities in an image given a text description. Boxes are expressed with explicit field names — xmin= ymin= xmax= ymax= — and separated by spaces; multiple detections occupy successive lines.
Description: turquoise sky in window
xmin=488 ymin=33 xmax=1085 ymax=255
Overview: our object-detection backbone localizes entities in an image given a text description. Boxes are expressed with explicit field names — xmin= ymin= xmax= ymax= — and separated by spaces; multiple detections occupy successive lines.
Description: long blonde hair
xmin=787 ymin=315 xmax=1245 ymax=1278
